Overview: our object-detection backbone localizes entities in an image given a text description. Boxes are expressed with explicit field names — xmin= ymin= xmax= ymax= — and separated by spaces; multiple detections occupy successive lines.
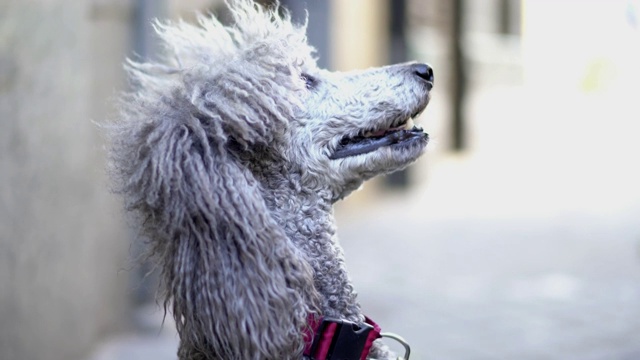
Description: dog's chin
xmin=327 ymin=137 xmax=427 ymax=201
xmin=332 ymin=133 xmax=428 ymax=177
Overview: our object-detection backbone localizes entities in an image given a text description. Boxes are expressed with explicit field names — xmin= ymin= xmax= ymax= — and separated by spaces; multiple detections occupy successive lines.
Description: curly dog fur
xmin=107 ymin=1 xmax=432 ymax=359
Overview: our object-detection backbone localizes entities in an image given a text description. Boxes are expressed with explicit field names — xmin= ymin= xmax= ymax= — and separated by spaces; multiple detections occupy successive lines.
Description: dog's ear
xmin=110 ymin=104 xmax=317 ymax=358
xmin=147 ymin=12 xmax=305 ymax=151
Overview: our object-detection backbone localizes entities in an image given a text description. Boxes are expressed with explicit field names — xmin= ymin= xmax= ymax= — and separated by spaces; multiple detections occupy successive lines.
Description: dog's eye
xmin=300 ymin=73 xmax=317 ymax=90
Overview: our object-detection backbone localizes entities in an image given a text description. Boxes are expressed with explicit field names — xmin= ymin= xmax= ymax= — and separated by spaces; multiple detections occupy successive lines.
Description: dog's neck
xmin=257 ymin=172 xmax=363 ymax=322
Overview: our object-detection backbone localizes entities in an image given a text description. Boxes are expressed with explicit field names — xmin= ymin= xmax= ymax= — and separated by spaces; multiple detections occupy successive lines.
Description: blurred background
xmin=1 ymin=0 xmax=640 ymax=359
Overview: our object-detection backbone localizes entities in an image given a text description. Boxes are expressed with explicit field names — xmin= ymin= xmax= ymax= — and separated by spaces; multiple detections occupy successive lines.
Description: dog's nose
xmin=412 ymin=63 xmax=434 ymax=87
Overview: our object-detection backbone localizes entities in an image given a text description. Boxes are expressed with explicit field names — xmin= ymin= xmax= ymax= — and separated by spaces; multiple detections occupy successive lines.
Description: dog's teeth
xmin=404 ymin=118 xmax=415 ymax=130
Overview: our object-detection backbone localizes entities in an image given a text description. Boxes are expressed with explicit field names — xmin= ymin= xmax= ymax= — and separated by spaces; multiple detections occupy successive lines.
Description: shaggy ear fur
xmin=141 ymin=0 xmax=311 ymax=151
xmin=109 ymin=97 xmax=317 ymax=359
xmin=107 ymin=2 xmax=319 ymax=358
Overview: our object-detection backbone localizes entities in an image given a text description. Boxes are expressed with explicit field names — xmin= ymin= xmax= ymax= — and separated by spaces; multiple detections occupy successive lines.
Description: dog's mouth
xmin=329 ymin=110 xmax=428 ymax=160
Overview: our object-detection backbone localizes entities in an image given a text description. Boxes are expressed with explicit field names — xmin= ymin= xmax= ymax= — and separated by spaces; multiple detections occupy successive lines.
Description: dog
xmin=108 ymin=1 xmax=433 ymax=358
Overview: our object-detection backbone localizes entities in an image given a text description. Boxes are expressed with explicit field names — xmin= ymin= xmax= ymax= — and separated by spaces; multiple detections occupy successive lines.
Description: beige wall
xmin=169 ymin=0 xmax=221 ymax=19
xmin=330 ymin=0 xmax=389 ymax=71
xmin=0 ymin=1 xmax=132 ymax=359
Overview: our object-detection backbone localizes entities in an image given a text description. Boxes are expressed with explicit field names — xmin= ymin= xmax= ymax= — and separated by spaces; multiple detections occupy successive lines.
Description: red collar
xmin=303 ymin=315 xmax=381 ymax=360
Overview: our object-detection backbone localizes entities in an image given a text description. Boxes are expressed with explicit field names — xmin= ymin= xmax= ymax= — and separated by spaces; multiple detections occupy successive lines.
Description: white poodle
xmin=108 ymin=1 xmax=433 ymax=359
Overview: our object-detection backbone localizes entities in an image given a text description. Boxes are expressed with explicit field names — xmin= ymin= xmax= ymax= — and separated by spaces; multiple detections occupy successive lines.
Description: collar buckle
xmin=305 ymin=317 xmax=380 ymax=360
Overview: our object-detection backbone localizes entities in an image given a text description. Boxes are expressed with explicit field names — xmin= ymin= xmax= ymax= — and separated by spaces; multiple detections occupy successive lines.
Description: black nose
xmin=412 ymin=63 xmax=434 ymax=86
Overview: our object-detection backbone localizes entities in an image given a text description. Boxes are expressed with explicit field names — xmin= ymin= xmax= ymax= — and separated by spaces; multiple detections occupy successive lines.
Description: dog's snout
xmin=412 ymin=63 xmax=434 ymax=88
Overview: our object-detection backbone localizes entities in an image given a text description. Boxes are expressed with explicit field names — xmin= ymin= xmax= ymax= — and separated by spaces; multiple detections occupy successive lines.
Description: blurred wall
xmin=0 ymin=1 xmax=133 ymax=360
xmin=330 ymin=0 xmax=389 ymax=71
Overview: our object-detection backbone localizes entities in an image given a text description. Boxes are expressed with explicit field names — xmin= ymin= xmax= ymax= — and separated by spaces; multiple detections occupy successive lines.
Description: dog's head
xmin=135 ymin=1 xmax=433 ymax=202
xmin=288 ymin=63 xmax=433 ymax=200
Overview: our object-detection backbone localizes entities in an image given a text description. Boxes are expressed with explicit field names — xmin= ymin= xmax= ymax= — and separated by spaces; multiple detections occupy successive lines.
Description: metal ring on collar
xmin=379 ymin=332 xmax=411 ymax=360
